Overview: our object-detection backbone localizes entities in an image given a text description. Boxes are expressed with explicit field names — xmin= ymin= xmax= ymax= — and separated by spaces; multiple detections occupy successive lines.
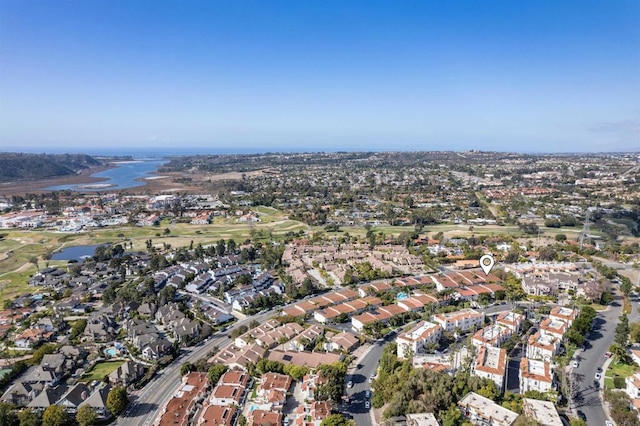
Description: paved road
xmin=115 ymin=311 xmax=273 ymax=426
xmin=572 ymin=292 xmax=622 ymax=425
xmin=344 ymin=333 xmax=396 ymax=426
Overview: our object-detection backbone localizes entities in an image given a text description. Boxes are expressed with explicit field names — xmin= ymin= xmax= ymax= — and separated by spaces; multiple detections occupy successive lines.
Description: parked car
xmin=572 ymin=360 xmax=579 ymax=368
xmin=595 ymin=372 xmax=602 ymax=380
xmin=365 ymin=401 xmax=370 ymax=409
xmin=347 ymin=381 xmax=353 ymax=389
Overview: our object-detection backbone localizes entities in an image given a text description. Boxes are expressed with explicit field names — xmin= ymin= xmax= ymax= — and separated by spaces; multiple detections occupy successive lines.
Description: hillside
xmin=0 ymin=153 xmax=103 ymax=182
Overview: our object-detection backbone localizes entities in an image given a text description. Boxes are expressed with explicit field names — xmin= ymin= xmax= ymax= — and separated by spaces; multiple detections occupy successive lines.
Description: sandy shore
xmin=0 ymin=165 xmax=115 ymax=196
xmin=0 ymin=164 xmax=266 ymax=196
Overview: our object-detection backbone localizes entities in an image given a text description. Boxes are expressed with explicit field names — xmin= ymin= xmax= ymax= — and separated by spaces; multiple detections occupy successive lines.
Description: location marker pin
xmin=479 ymin=254 xmax=495 ymax=276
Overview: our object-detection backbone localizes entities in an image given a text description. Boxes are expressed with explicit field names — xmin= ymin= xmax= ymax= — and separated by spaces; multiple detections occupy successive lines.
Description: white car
xmin=365 ymin=401 xmax=370 ymax=409
xmin=595 ymin=372 xmax=602 ymax=380
xmin=572 ymin=360 xmax=579 ymax=368
xmin=347 ymin=381 xmax=353 ymax=389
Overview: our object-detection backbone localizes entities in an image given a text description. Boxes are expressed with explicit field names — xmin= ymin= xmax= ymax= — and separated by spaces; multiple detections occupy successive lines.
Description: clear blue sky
xmin=1 ymin=0 xmax=639 ymax=153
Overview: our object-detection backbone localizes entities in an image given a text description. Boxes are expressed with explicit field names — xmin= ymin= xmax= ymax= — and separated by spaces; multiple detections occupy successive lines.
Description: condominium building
xmin=433 ymin=308 xmax=484 ymax=333
xmin=458 ymin=392 xmax=518 ymax=426
xmin=519 ymin=358 xmax=553 ymax=394
xmin=472 ymin=346 xmax=507 ymax=391
xmin=396 ymin=321 xmax=442 ymax=359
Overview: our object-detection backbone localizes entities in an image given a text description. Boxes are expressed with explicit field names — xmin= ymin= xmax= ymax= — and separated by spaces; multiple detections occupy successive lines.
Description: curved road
xmin=116 ymin=289 xmax=621 ymax=426
xmin=115 ymin=311 xmax=274 ymax=426
xmin=572 ymin=291 xmax=622 ymax=425
xmin=345 ymin=337 xmax=391 ymax=426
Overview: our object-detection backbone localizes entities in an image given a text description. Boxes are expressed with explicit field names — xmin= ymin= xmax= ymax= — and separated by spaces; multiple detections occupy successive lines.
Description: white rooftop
xmin=407 ymin=412 xmax=440 ymax=426
xmin=459 ymin=392 xmax=518 ymax=425
xmin=403 ymin=321 xmax=440 ymax=341
xmin=480 ymin=346 xmax=503 ymax=370
xmin=523 ymin=398 xmax=563 ymax=425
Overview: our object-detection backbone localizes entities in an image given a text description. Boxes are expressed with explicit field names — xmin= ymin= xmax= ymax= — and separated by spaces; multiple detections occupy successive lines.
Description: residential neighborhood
xmin=0 ymin=151 xmax=637 ymax=426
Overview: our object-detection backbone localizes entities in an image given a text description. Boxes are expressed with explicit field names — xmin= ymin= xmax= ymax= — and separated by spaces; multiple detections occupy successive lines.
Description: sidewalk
xmin=346 ymin=343 xmax=373 ymax=373
xmin=598 ymin=355 xmax=616 ymax=423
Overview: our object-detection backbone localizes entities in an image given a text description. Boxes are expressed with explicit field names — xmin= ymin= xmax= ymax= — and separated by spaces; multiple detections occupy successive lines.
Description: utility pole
xmin=580 ymin=209 xmax=591 ymax=251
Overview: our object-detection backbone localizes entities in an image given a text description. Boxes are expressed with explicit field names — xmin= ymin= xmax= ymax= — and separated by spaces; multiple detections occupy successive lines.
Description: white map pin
xmin=479 ymin=254 xmax=495 ymax=276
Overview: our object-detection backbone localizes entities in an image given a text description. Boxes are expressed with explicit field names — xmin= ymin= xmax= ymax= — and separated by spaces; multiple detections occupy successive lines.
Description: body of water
xmin=45 ymin=160 xmax=166 ymax=191
xmin=51 ymin=244 xmax=107 ymax=261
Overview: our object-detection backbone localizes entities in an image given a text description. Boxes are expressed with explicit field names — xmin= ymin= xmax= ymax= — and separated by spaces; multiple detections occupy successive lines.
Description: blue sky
xmin=1 ymin=0 xmax=639 ymax=153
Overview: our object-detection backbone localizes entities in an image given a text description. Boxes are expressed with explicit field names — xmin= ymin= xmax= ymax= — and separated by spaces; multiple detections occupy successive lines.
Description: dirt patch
xmin=13 ymin=262 xmax=32 ymax=273
xmin=204 ymin=169 xmax=269 ymax=182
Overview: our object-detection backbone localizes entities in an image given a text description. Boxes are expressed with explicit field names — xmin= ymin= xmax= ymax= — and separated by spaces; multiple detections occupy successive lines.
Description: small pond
xmin=51 ymin=244 xmax=107 ymax=261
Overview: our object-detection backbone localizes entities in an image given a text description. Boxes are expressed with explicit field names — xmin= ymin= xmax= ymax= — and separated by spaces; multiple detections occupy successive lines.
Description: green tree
xmin=76 ymin=406 xmax=97 ymax=426
xmin=538 ymin=246 xmax=557 ymax=261
xmin=207 ymin=364 xmax=229 ymax=385
xmin=70 ymin=319 xmax=87 ymax=341
xmin=476 ymin=381 xmax=499 ymax=400
xmin=107 ymin=386 xmax=128 ymax=416
xmin=615 ymin=314 xmax=630 ymax=347
xmin=18 ymin=409 xmax=40 ymax=426
xmin=31 ymin=343 xmax=56 ymax=365
xmin=555 ymin=234 xmax=567 ymax=242
xmin=514 ymin=416 xmax=541 ymax=426
xmin=569 ymin=419 xmax=587 ymax=426
xmin=0 ymin=402 xmax=18 ymax=426
xmin=283 ymin=364 xmax=310 ymax=381
xmin=180 ymin=362 xmax=194 ymax=377
xmin=621 ymin=277 xmax=633 ymax=297
xmin=320 ymin=414 xmax=355 ymax=426
xmin=440 ymin=403 xmax=463 ymax=426
xmin=630 ymin=322 xmax=640 ymax=343
xmin=216 ymin=239 xmax=226 ymax=256
xmin=41 ymin=405 xmax=67 ymax=426
xmin=315 ymin=362 xmax=348 ymax=403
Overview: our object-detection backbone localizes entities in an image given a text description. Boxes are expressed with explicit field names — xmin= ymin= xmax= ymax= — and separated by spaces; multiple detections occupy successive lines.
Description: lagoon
xmin=46 ymin=160 xmax=166 ymax=191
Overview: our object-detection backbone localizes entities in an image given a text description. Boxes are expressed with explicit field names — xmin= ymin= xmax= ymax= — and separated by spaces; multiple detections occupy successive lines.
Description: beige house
xmin=519 ymin=358 xmax=553 ymax=394
xmin=396 ymin=321 xmax=442 ymax=359
xmin=522 ymin=398 xmax=563 ymax=425
xmin=459 ymin=392 xmax=518 ymax=426
xmin=433 ymin=308 xmax=484 ymax=333
xmin=472 ymin=346 xmax=507 ymax=391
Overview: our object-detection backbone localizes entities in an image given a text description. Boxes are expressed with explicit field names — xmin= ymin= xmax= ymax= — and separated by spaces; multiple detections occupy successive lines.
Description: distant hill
xmin=0 ymin=153 xmax=103 ymax=182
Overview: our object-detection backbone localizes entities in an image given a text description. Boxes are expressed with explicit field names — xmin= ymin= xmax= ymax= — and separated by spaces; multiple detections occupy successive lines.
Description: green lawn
xmin=604 ymin=359 xmax=637 ymax=389
xmin=80 ymin=360 xmax=126 ymax=382
xmin=590 ymin=303 xmax=609 ymax=312
xmin=0 ymin=207 xmax=602 ymax=305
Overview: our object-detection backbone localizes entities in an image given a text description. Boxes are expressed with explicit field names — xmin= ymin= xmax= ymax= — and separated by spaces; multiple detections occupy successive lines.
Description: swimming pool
xmin=397 ymin=292 xmax=408 ymax=300
xmin=106 ymin=348 xmax=117 ymax=357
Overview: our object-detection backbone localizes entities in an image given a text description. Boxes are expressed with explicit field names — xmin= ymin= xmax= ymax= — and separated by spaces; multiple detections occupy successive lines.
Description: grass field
xmin=80 ymin=360 xmax=126 ymax=382
xmin=604 ymin=359 xmax=637 ymax=390
xmin=0 ymin=205 xmax=597 ymax=305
